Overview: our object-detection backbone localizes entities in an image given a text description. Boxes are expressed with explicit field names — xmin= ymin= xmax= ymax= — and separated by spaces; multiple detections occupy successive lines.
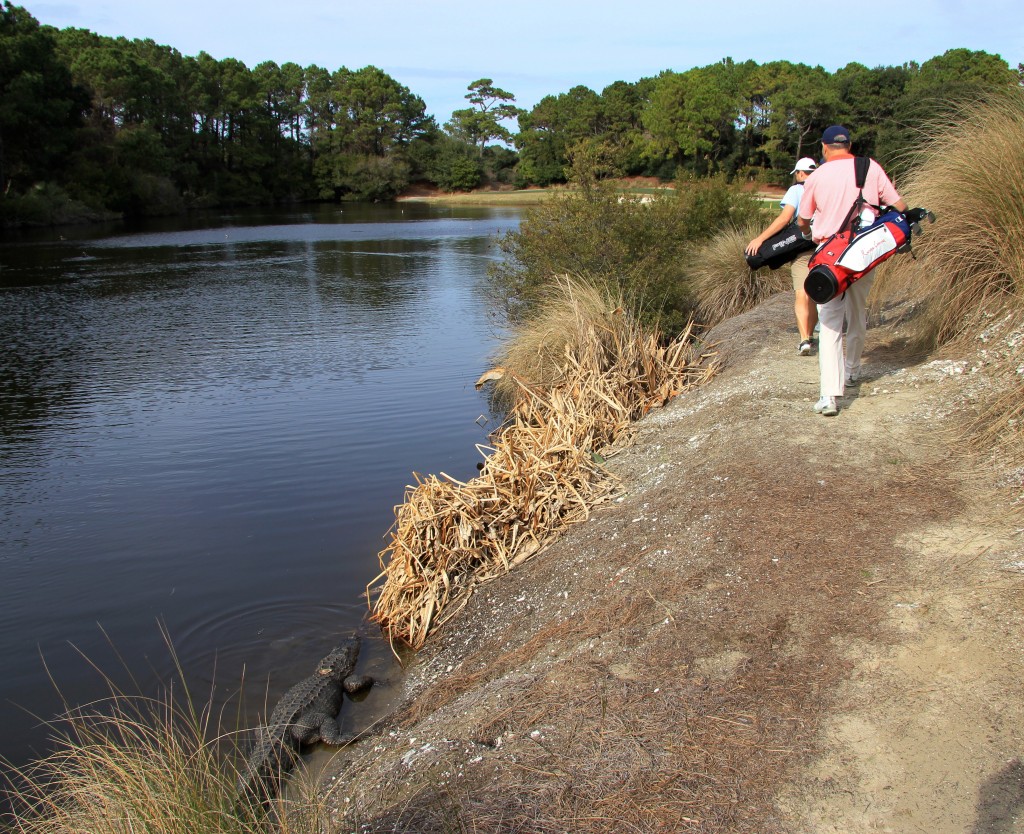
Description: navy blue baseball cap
xmin=821 ymin=125 xmax=851 ymax=144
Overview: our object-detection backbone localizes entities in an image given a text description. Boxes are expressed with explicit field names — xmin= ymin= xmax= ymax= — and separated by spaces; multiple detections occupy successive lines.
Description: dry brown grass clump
xmin=368 ymin=276 xmax=718 ymax=650
xmin=961 ymin=311 xmax=1024 ymax=461
xmin=688 ymin=225 xmax=791 ymax=328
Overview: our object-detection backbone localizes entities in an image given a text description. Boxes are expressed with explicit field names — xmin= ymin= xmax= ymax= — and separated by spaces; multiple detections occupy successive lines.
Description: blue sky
xmin=21 ymin=0 xmax=1024 ymax=125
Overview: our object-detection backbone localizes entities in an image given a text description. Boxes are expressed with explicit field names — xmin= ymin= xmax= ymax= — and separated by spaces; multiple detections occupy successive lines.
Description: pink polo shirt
xmin=798 ymin=156 xmax=903 ymax=242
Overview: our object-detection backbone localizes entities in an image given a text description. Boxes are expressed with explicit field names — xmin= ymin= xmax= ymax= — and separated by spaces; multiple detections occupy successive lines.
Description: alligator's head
xmin=315 ymin=637 xmax=361 ymax=679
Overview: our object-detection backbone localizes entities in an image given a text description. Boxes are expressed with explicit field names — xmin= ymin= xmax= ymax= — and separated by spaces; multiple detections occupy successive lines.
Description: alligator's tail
xmin=234 ymin=741 xmax=299 ymax=819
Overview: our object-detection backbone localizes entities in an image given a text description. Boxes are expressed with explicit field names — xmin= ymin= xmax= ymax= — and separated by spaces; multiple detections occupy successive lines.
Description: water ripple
xmin=0 ymin=205 xmax=516 ymax=766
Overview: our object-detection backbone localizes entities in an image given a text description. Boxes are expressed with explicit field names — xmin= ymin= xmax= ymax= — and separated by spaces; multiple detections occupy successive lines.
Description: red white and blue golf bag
xmin=803 ymin=157 xmax=934 ymax=304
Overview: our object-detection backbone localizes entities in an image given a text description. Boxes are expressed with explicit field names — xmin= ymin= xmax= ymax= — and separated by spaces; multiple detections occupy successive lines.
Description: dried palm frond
xmin=368 ymin=276 xmax=718 ymax=650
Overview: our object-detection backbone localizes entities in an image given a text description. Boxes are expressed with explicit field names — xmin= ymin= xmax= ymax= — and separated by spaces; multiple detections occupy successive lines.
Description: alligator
xmin=236 ymin=636 xmax=374 ymax=809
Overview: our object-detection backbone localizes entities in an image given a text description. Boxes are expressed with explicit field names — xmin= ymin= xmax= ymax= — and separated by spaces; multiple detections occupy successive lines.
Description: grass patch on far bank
xmin=398 ymin=182 xmax=674 ymax=206
xmin=399 ymin=187 xmax=560 ymax=206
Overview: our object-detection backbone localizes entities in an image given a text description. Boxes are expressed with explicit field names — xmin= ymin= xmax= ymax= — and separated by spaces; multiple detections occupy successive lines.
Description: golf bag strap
xmin=836 ymin=156 xmax=872 ymax=234
xmin=855 ymin=155 xmax=869 ymax=189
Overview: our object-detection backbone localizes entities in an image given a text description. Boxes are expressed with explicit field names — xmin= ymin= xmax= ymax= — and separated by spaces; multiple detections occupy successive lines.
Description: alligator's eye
xmin=318 ymin=667 xmax=331 ymax=675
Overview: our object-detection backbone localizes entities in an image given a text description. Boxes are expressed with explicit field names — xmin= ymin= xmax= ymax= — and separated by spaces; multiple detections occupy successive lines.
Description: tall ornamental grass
xmin=880 ymin=88 xmax=1024 ymax=347
xmin=875 ymin=89 xmax=1024 ymax=457
xmin=1 ymin=664 xmax=327 ymax=834
xmin=490 ymin=272 xmax=664 ymax=405
xmin=687 ymin=224 xmax=791 ymax=327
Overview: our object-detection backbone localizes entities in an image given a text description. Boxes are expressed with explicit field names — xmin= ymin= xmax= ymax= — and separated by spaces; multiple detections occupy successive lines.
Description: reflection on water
xmin=0 ymin=203 xmax=518 ymax=766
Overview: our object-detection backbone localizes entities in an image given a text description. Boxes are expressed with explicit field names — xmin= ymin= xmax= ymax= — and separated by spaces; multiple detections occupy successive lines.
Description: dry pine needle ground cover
xmin=315 ymin=293 xmax=1024 ymax=834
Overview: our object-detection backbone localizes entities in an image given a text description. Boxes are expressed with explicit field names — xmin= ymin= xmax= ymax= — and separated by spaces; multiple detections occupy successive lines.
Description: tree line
xmin=516 ymin=53 xmax=1022 ymax=185
xmin=1 ymin=0 xmax=1020 ymax=223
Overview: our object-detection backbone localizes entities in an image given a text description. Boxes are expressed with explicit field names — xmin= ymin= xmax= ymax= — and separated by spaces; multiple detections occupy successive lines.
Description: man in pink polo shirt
xmin=797 ymin=125 xmax=907 ymax=417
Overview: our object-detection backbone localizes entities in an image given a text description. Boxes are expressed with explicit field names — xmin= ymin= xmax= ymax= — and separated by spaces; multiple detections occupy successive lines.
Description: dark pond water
xmin=0 ymin=203 xmax=519 ymax=767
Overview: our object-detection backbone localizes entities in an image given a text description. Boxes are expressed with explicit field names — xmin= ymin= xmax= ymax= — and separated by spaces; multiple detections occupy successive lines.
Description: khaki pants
xmin=791 ymin=251 xmax=811 ymax=291
xmin=817 ymin=270 xmax=874 ymax=398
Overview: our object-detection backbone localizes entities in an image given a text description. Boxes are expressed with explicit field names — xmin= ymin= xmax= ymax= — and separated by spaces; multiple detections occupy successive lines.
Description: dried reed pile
xmin=368 ymin=278 xmax=718 ymax=650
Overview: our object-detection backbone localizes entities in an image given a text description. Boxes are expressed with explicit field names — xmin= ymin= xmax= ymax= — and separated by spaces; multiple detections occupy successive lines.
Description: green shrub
xmin=0 ymin=183 xmax=118 ymax=227
xmin=671 ymin=174 xmax=767 ymax=240
xmin=482 ymin=144 xmax=519 ymax=185
xmin=314 ymin=152 xmax=412 ymax=201
xmin=433 ymin=153 xmax=483 ymax=192
xmin=341 ymin=155 xmax=412 ymax=202
xmin=426 ymin=137 xmax=484 ymax=191
xmin=490 ymin=176 xmax=767 ymax=338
